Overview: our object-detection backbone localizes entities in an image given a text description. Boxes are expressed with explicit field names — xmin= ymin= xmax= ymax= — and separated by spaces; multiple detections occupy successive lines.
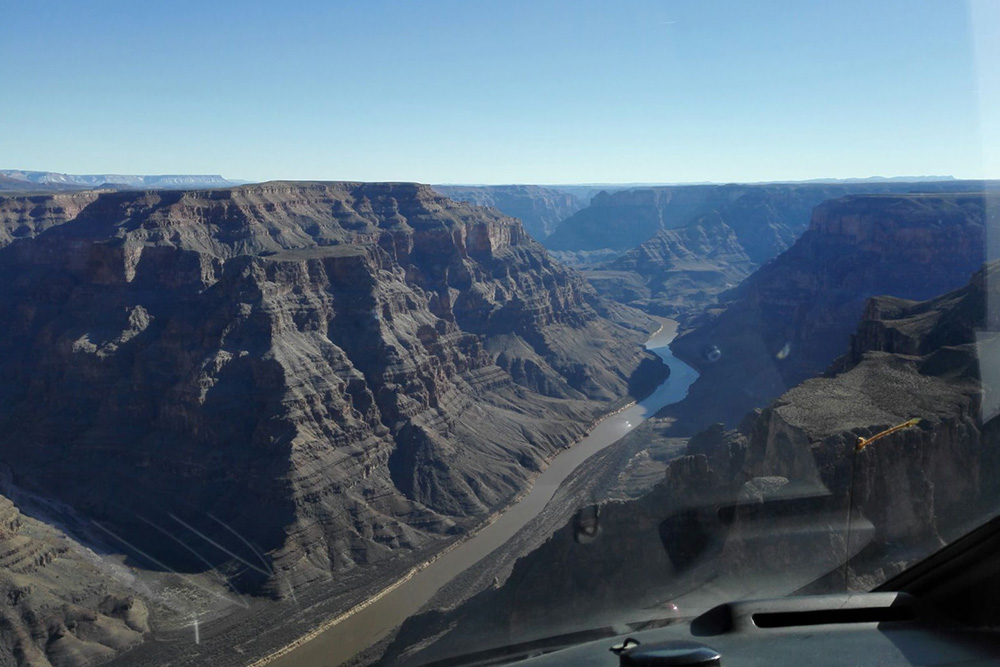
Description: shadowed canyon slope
xmin=553 ymin=181 xmax=999 ymax=321
xmin=589 ymin=211 xmax=755 ymax=319
xmin=432 ymin=185 xmax=583 ymax=240
xmin=668 ymin=193 xmax=996 ymax=428
xmin=382 ymin=238 xmax=1000 ymax=667
xmin=0 ymin=182 xmax=663 ymax=666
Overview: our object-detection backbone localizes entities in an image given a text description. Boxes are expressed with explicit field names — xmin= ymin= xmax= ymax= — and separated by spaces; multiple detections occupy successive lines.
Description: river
xmin=265 ymin=320 xmax=700 ymax=667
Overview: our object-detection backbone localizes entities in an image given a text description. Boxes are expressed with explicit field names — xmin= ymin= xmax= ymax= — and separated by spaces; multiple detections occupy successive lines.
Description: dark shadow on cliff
xmin=628 ymin=354 xmax=671 ymax=403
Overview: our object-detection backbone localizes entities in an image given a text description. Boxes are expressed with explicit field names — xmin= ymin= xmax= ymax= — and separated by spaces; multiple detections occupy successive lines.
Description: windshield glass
xmin=1 ymin=2 xmax=998 ymax=667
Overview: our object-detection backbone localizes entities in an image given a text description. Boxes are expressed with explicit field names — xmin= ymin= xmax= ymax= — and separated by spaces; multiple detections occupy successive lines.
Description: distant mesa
xmin=0 ymin=169 xmax=248 ymax=192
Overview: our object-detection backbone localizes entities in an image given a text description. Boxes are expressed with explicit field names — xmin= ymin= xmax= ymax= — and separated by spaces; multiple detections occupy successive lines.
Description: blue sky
xmin=2 ymin=0 xmax=997 ymax=184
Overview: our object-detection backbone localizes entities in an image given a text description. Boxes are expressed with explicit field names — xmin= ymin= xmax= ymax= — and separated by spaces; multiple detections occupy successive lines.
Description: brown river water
xmin=264 ymin=320 xmax=699 ymax=667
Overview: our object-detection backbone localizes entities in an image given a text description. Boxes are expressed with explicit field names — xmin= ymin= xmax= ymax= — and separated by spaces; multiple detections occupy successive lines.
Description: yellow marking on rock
xmin=856 ymin=418 xmax=921 ymax=451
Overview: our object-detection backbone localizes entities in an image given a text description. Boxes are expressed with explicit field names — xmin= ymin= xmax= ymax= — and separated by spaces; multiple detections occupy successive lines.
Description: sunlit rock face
xmin=669 ymin=193 xmax=994 ymax=428
xmin=0 ymin=485 xmax=150 ymax=667
xmin=0 ymin=182 xmax=663 ymax=606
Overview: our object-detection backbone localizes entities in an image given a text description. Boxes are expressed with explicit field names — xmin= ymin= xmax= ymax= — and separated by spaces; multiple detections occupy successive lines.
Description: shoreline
xmin=249 ymin=320 xmax=673 ymax=667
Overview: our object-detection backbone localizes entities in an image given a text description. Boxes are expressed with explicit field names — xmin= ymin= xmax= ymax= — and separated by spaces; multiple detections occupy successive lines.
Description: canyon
xmin=381 ymin=202 xmax=1000 ymax=667
xmin=666 ymin=192 xmax=995 ymax=428
xmin=551 ymin=181 xmax=998 ymax=322
xmin=0 ymin=182 xmax=664 ymax=666
xmin=0 ymin=181 xmax=997 ymax=667
xmin=431 ymin=185 xmax=584 ymax=241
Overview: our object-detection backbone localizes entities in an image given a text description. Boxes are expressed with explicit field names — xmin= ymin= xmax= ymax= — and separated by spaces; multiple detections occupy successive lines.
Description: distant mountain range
xmin=0 ymin=169 xmax=248 ymax=191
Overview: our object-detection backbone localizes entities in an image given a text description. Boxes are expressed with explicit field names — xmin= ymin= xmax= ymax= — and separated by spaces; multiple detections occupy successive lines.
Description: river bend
xmin=267 ymin=320 xmax=699 ymax=666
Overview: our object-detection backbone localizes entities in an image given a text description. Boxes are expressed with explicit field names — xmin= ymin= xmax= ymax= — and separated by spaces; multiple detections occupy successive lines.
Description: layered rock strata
xmin=381 ymin=258 xmax=1000 ymax=667
xmin=588 ymin=212 xmax=754 ymax=319
xmin=669 ymin=193 xmax=993 ymax=428
xmin=0 ymin=182 xmax=662 ymax=663
xmin=553 ymin=181 xmax=999 ymax=320
xmin=433 ymin=185 xmax=583 ymax=240
xmin=0 ymin=484 xmax=151 ymax=667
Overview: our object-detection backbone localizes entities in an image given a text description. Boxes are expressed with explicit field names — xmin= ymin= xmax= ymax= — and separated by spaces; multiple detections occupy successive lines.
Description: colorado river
xmin=265 ymin=320 xmax=699 ymax=667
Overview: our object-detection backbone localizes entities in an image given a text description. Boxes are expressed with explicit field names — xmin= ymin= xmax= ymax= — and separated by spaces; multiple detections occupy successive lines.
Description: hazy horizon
xmin=2 ymin=168 xmax=984 ymax=189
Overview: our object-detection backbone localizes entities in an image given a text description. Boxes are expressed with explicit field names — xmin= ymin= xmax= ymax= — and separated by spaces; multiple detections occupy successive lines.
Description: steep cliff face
xmin=432 ymin=185 xmax=583 ymax=240
xmin=543 ymin=185 xmax=719 ymax=253
xmin=0 ymin=182 xmax=662 ymax=661
xmin=382 ymin=260 xmax=1000 ymax=667
xmin=669 ymin=193 xmax=993 ymax=428
xmin=587 ymin=212 xmax=755 ymax=319
xmin=551 ymin=181 xmax=999 ymax=322
xmin=718 ymin=261 xmax=1000 ymax=588
xmin=0 ymin=192 xmax=101 ymax=244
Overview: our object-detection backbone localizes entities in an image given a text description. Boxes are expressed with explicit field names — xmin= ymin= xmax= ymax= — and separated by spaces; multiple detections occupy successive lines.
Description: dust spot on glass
xmin=573 ymin=504 xmax=601 ymax=544
xmin=703 ymin=345 xmax=721 ymax=363
xmin=776 ymin=342 xmax=791 ymax=360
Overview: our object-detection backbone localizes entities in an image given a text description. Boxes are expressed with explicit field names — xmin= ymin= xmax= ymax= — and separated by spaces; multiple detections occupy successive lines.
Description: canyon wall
xmin=432 ymin=184 xmax=583 ymax=240
xmin=381 ymin=259 xmax=1000 ymax=667
xmin=552 ymin=181 xmax=998 ymax=321
xmin=669 ymin=193 xmax=994 ymax=428
xmin=0 ymin=182 xmax=663 ymax=665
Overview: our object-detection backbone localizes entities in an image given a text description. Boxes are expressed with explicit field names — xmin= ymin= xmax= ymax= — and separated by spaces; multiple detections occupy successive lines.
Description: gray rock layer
xmin=380 ymin=254 xmax=1000 ymax=667
xmin=0 ymin=182 xmax=663 ymax=664
xmin=669 ymin=193 xmax=995 ymax=428
xmin=432 ymin=185 xmax=583 ymax=240
xmin=557 ymin=181 xmax=999 ymax=321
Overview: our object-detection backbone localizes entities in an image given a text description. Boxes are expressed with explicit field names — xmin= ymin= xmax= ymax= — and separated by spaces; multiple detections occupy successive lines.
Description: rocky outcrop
xmin=0 ymin=192 xmax=101 ymax=244
xmin=0 ymin=182 xmax=662 ymax=663
xmin=717 ymin=261 xmax=1000 ymax=588
xmin=381 ymin=259 xmax=1000 ymax=667
xmin=668 ymin=193 xmax=992 ymax=428
xmin=551 ymin=181 xmax=999 ymax=322
xmin=0 ymin=485 xmax=150 ymax=667
xmin=432 ymin=185 xmax=583 ymax=240
xmin=587 ymin=212 xmax=754 ymax=319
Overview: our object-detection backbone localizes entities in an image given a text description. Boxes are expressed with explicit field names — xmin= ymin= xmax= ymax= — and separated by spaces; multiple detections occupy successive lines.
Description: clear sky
xmin=2 ymin=0 xmax=998 ymax=184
